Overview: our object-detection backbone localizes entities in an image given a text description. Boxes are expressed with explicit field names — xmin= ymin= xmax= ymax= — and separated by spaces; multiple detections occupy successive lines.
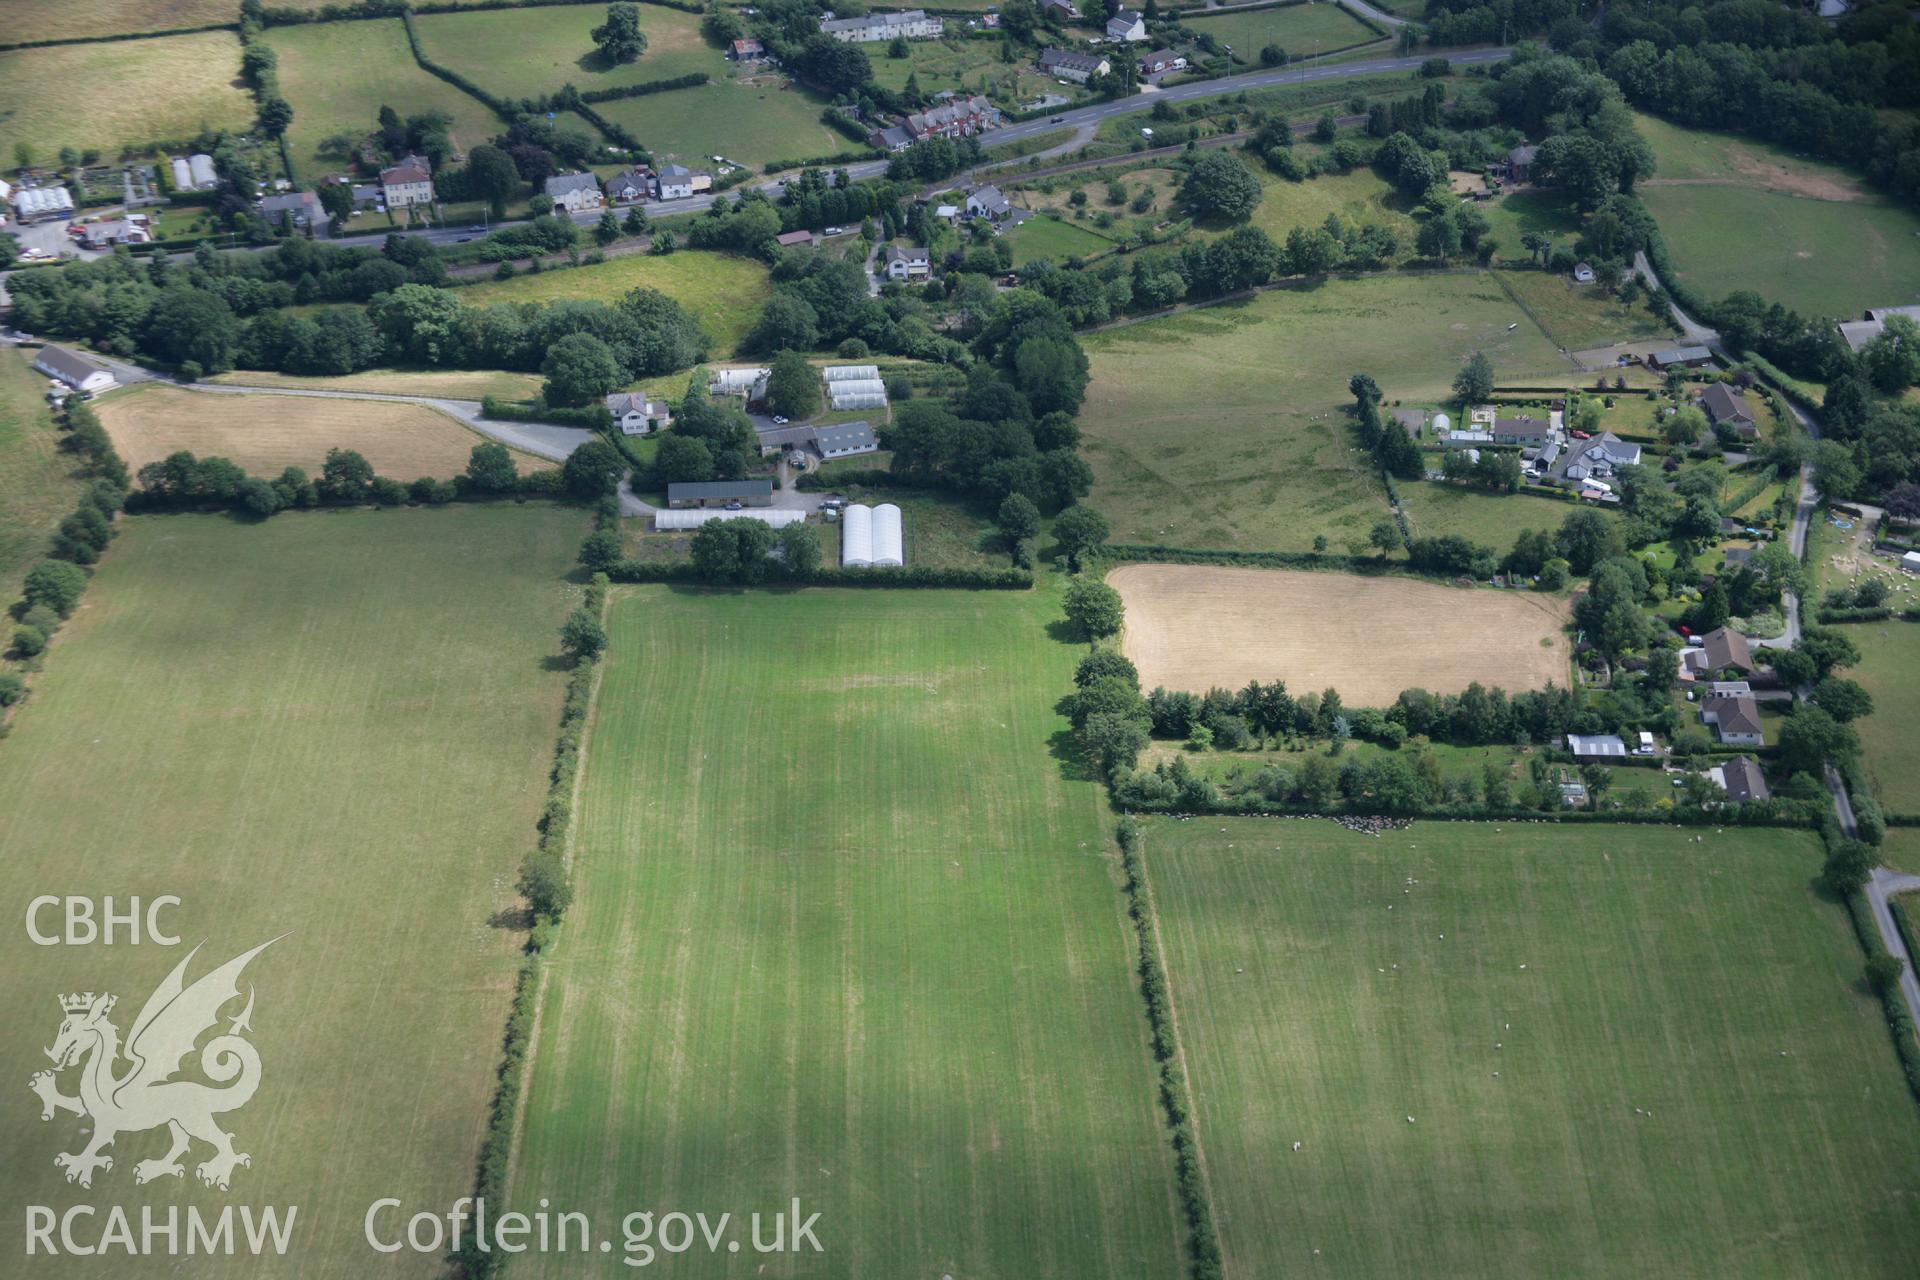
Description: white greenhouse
xmin=188 ymin=153 xmax=218 ymax=189
xmin=652 ymin=508 xmax=806 ymax=530
xmin=840 ymin=503 xmax=874 ymax=567
xmin=830 ymin=389 xmax=889 ymax=411
xmin=169 ymin=157 xmax=193 ymax=190
xmin=871 ymin=503 xmax=903 ymax=567
xmin=822 ymin=364 xmax=879 ymax=382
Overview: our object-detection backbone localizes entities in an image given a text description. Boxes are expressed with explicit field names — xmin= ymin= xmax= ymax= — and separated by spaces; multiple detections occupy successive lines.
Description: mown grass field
xmin=1493 ymin=267 xmax=1674 ymax=350
xmin=1635 ymin=113 xmax=1920 ymax=318
xmin=0 ymin=348 xmax=86 ymax=598
xmin=1185 ymin=2 xmax=1382 ymax=62
xmin=595 ymin=77 xmax=844 ymax=169
xmin=513 ymin=584 xmax=1185 ymax=1278
xmin=95 ymin=384 xmax=552 ymax=478
xmin=7 ymin=0 xmax=235 ymax=41
xmin=0 ymin=506 xmax=584 ymax=1275
xmin=209 ymin=366 xmax=545 ymax=401
xmin=0 ymin=32 xmax=253 ymax=163
xmin=453 ymin=249 xmax=770 ymax=355
xmin=1079 ymin=272 xmax=1572 ymax=552
xmin=267 ymin=19 xmax=494 ymax=182
xmin=1142 ymin=818 xmax=1920 ymax=1277
xmin=414 ymin=2 xmax=720 ymax=102
xmin=1842 ymin=618 xmax=1920 ymax=814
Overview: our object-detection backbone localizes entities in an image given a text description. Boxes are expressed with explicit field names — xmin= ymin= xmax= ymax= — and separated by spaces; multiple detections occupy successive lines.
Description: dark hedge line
xmin=1115 ymin=820 xmax=1223 ymax=1280
xmin=576 ymin=72 xmax=708 ymax=105
xmin=1104 ymin=543 xmax=1502 ymax=588
xmin=1117 ymin=798 xmax=1818 ymax=825
xmin=759 ymin=148 xmax=884 ymax=176
xmin=0 ymin=22 xmax=235 ymax=53
xmin=796 ymin=467 xmax=912 ymax=491
xmin=454 ymin=571 xmax=607 ymax=1280
xmin=399 ymin=8 xmax=515 ymax=122
xmin=1842 ymin=889 xmax=1920 ymax=1106
xmin=606 ymin=559 xmax=1032 ymax=589
xmin=1818 ymin=606 xmax=1896 ymax=624
xmin=262 ymin=0 xmax=697 ymax=26
xmin=481 ymin=395 xmax=613 ymax=430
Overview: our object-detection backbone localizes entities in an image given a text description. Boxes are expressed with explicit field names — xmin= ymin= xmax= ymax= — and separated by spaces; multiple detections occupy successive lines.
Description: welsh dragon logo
xmin=28 ymin=938 xmax=280 ymax=1191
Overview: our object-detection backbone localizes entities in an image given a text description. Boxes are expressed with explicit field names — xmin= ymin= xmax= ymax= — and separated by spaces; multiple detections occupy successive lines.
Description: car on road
xmin=823 ymin=226 xmax=844 ymax=235
xmin=1051 ymin=115 xmax=1064 ymax=123
xmin=457 ymin=236 xmax=474 ymax=242
xmin=470 ymin=224 xmax=486 ymax=232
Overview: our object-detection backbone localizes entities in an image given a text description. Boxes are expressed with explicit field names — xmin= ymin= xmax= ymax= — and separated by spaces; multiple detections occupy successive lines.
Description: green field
xmin=267 ymin=19 xmax=496 ymax=181
xmin=0 ymin=31 xmax=253 ymax=162
xmin=594 ymin=77 xmax=845 ymax=169
xmin=1636 ymin=113 xmax=1920 ymax=318
xmin=1396 ymin=481 xmax=1585 ymax=551
xmin=1185 ymin=2 xmax=1382 ymax=62
xmin=0 ymin=348 xmax=86 ymax=599
xmin=414 ymin=2 xmax=721 ymax=101
xmin=1478 ymin=189 xmax=1584 ymax=257
xmin=513 ymin=585 xmax=1184 ymax=1278
xmin=0 ymin=506 xmax=584 ymax=1275
xmin=453 ymin=249 xmax=771 ymax=356
xmin=1844 ymin=618 xmax=1920 ymax=813
xmin=1248 ymin=166 xmax=1420 ymax=255
xmin=1141 ymin=818 xmax=1920 ymax=1276
xmin=1079 ymin=272 xmax=1573 ymax=552
xmin=1493 ymin=267 xmax=1675 ymax=350
xmin=1005 ymin=213 xmax=1117 ymax=265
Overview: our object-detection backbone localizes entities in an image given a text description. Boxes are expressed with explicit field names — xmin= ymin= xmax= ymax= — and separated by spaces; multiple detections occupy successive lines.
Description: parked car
xmin=724 ymin=501 xmax=744 ymax=510
xmin=823 ymin=225 xmax=844 ymax=235
xmin=772 ymin=415 xmax=789 ymax=425
xmin=469 ymin=224 xmax=486 ymax=232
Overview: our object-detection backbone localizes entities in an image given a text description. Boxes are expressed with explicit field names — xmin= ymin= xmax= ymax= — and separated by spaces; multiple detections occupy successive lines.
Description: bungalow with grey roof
xmin=1648 ymin=344 xmax=1713 ymax=370
xmin=1713 ymin=755 xmax=1770 ymax=803
xmin=1039 ymin=47 xmax=1111 ymax=82
xmin=258 ymin=191 xmax=330 ymax=235
xmin=1701 ymin=694 xmax=1764 ymax=746
xmin=1685 ymin=625 xmax=1754 ymax=676
xmin=1697 ymin=382 xmax=1758 ymax=440
xmin=33 ymin=346 xmax=117 ymax=396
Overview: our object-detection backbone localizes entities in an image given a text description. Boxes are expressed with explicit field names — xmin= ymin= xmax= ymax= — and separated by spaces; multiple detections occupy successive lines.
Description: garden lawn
xmin=453 ymin=250 xmax=771 ymax=356
xmin=413 ymin=2 xmax=722 ymax=101
xmin=0 ymin=505 xmax=585 ymax=1277
xmin=1184 ymin=3 xmax=1382 ymax=62
xmin=1478 ymin=190 xmax=1584 ymax=258
xmin=0 ymin=348 xmax=87 ymax=599
xmin=0 ymin=32 xmax=253 ymax=163
xmin=1493 ymin=268 xmax=1675 ymax=350
xmin=1141 ymin=818 xmax=1920 ymax=1277
xmin=594 ymin=77 xmax=846 ymax=169
xmin=1635 ymin=113 xmax=1920 ymax=318
xmin=513 ymin=584 xmax=1185 ymax=1279
xmin=266 ymin=19 xmax=495 ymax=183
xmin=1079 ymin=272 xmax=1572 ymax=552
xmin=1004 ymin=213 xmax=1117 ymax=265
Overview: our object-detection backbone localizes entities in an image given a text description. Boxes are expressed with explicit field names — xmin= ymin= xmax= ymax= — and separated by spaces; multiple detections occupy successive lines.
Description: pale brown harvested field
xmin=97 ymin=385 xmax=554 ymax=479
xmin=1110 ymin=563 xmax=1571 ymax=705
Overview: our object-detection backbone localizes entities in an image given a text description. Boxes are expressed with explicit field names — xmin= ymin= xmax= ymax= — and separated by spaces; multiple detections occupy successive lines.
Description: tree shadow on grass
xmin=1048 ymin=726 xmax=1101 ymax=784
xmin=488 ymin=904 xmax=534 ymax=931
xmin=1044 ymin=617 xmax=1088 ymax=646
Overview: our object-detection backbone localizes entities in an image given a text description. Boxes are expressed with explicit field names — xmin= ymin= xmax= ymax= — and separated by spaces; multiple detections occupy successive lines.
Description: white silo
xmin=840 ymin=503 xmax=874 ymax=567
xmin=169 ymin=157 xmax=193 ymax=190
xmin=871 ymin=504 xmax=903 ymax=567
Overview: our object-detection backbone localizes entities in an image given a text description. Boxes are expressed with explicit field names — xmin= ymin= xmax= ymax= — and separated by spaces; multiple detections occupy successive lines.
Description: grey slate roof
xmin=814 ymin=420 xmax=878 ymax=454
xmin=667 ymin=479 xmax=774 ymax=501
xmin=544 ymin=172 xmax=602 ymax=199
